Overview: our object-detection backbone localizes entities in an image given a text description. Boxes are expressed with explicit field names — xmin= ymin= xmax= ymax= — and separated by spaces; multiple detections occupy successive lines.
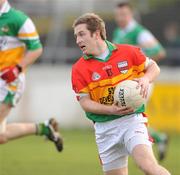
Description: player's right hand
xmin=1 ymin=65 xmax=22 ymax=83
xmin=109 ymin=103 xmax=134 ymax=116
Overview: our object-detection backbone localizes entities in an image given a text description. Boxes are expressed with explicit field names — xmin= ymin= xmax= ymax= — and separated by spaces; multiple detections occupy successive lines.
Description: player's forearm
xmin=19 ymin=48 xmax=43 ymax=69
xmin=144 ymin=60 xmax=160 ymax=83
xmin=79 ymin=97 xmax=112 ymax=115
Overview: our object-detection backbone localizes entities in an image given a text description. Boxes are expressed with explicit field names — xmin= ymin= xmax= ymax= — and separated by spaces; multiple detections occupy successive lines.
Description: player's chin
xmin=82 ymin=49 xmax=88 ymax=55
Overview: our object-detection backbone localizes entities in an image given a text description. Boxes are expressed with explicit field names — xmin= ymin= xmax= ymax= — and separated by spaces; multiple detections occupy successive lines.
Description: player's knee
xmin=0 ymin=134 xmax=8 ymax=144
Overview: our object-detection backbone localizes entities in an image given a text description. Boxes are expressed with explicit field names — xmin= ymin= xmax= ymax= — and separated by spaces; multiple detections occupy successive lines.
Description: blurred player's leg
xmin=36 ymin=118 xmax=63 ymax=152
xmin=0 ymin=103 xmax=12 ymax=143
xmin=0 ymin=103 xmax=63 ymax=151
xmin=149 ymin=128 xmax=169 ymax=161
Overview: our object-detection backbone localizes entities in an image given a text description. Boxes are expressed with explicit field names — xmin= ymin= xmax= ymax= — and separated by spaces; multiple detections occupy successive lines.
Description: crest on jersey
xmin=1 ymin=26 xmax=9 ymax=33
xmin=117 ymin=61 xmax=128 ymax=74
xmin=92 ymin=72 xmax=101 ymax=81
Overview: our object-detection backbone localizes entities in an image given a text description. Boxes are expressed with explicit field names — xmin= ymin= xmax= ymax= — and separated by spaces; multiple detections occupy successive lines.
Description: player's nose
xmin=76 ymin=37 xmax=82 ymax=45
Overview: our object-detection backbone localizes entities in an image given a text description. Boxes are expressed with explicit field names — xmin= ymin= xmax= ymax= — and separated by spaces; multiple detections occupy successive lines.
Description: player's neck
xmin=93 ymin=40 xmax=107 ymax=57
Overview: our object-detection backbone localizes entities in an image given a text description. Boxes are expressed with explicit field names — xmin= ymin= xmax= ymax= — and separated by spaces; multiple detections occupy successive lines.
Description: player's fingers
xmin=121 ymin=108 xmax=134 ymax=115
xmin=140 ymin=84 xmax=144 ymax=95
xmin=144 ymin=86 xmax=149 ymax=98
xmin=118 ymin=106 xmax=131 ymax=111
xmin=119 ymin=106 xmax=133 ymax=112
xmin=113 ymin=101 xmax=119 ymax=106
xmin=133 ymin=78 xmax=141 ymax=89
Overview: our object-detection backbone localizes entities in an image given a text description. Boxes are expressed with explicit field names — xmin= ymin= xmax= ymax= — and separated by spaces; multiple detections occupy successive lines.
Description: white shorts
xmin=94 ymin=113 xmax=152 ymax=172
xmin=0 ymin=73 xmax=25 ymax=107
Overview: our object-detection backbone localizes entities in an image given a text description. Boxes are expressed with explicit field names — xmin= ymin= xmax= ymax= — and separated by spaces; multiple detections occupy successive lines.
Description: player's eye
xmin=79 ymin=32 xmax=85 ymax=37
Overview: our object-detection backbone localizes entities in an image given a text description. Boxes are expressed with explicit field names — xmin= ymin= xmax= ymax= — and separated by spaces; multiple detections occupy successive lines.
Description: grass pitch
xmin=0 ymin=129 xmax=179 ymax=175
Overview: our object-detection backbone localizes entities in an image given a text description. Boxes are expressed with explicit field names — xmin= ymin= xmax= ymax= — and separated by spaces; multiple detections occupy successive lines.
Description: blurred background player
xmin=0 ymin=0 xmax=63 ymax=152
xmin=72 ymin=12 xmax=170 ymax=175
xmin=112 ymin=1 xmax=168 ymax=161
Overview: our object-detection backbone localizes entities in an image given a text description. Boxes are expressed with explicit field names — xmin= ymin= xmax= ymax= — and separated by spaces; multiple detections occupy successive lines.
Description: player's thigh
xmin=124 ymin=122 xmax=152 ymax=154
xmin=94 ymin=120 xmax=128 ymax=172
xmin=104 ymin=166 xmax=128 ymax=175
xmin=102 ymin=155 xmax=128 ymax=173
xmin=131 ymin=144 xmax=157 ymax=170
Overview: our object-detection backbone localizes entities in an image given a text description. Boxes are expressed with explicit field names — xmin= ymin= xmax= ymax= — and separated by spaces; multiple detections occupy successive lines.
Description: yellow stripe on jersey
xmin=0 ymin=47 xmax=25 ymax=70
xmin=78 ymin=62 xmax=145 ymax=102
xmin=79 ymin=86 xmax=89 ymax=93
xmin=88 ymin=63 xmax=145 ymax=91
xmin=8 ymin=85 xmax=18 ymax=91
xmin=18 ymin=31 xmax=38 ymax=38
xmin=133 ymin=63 xmax=145 ymax=72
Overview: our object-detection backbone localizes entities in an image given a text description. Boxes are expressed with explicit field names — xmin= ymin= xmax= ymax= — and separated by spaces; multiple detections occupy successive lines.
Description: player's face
xmin=114 ymin=6 xmax=133 ymax=28
xmin=74 ymin=24 xmax=98 ymax=55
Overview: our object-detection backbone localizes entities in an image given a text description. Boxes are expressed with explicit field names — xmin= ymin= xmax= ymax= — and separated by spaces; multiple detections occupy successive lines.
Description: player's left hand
xmin=1 ymin=65 xmax=22 ymax=83
xmin=133 ymin=77 xmax=149 ymax=98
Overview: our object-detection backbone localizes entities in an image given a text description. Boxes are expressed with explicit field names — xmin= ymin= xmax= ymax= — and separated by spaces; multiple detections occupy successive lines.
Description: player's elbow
xmin=159 ymin=50 xmax=166 ymax=60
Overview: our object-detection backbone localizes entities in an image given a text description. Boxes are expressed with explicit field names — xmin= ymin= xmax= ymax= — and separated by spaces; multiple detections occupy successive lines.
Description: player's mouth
xmin=80 ymin=45 xmax=87 ymax=52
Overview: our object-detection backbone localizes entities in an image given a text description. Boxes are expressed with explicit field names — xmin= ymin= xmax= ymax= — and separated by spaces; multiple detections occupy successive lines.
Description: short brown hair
xmin=116 ymin=1 xmax=133 ymax=10
xmin=72 ymin=13 xmax=106 ymax=40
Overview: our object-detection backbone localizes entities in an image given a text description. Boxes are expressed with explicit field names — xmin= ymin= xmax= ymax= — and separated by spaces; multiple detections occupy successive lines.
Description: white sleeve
xmin=137 ymin=30 xmax=155 ymax=45
xmin=18 ymin=18 xmax=39 ymax=40
xmin=76 ymin=93 xmax=89 ymax=101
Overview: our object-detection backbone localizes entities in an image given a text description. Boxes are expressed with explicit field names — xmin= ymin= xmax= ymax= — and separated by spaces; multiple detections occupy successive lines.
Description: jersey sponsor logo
xmin=117 ymin=61 xmax=128 ymax=74
xmin=102 ymin=65 xmax=113 ymax=77
xmin=92 ymin=72 xmax=101 ymax=81
xmin=99 ymin=87 xmax=115 ymax=105
xmin=1 ymin=26 xmax=9 ymax=33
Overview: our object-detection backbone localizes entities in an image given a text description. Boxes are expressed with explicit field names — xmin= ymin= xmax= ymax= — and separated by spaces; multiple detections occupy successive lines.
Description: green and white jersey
xmin=112 ymin=20 xmax=164 ymax=58
xmin=0 ymin=1 xmax=42 ymax=70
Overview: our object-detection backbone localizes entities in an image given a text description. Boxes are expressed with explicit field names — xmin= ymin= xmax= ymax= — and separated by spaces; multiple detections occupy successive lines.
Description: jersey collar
xmin=83 ymin=40 xmax=117 ymax=60
xmin=121 ymin=19 xmax=137 ymax=33
xmin=0 ymin=1 xmax=11 ymax=16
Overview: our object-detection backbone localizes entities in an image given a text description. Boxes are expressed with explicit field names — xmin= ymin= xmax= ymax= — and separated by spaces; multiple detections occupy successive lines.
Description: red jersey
xmin=72 ymin=41 xmax=146 ymax=122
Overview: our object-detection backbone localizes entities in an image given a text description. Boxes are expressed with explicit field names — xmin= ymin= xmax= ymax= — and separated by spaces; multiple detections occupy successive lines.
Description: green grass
xmin=0 ymin=129 xmax=179 ymax=175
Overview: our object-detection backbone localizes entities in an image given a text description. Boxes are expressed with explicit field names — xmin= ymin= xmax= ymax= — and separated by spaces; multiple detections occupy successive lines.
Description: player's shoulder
xmin=115 ymin=44 xmax=142 ymax=57
xmin=115 ymin=44 xmax=139 ymax=51
xmin=10 ymin=8 xmax=28 ymax=20
xmin=72 ymin=56 xmax=87 ymax=71
xmin=135 ymin=22 xmax=147 ymax=31
xmin=8 ymin=8 xmax=29 ymax=27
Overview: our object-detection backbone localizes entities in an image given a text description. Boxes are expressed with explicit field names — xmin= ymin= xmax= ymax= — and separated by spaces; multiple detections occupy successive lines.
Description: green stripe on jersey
xmin=22 ymin=39 xmax=42 ymax=50
xmin=85 ymin=104 xmax=145 ymax=122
